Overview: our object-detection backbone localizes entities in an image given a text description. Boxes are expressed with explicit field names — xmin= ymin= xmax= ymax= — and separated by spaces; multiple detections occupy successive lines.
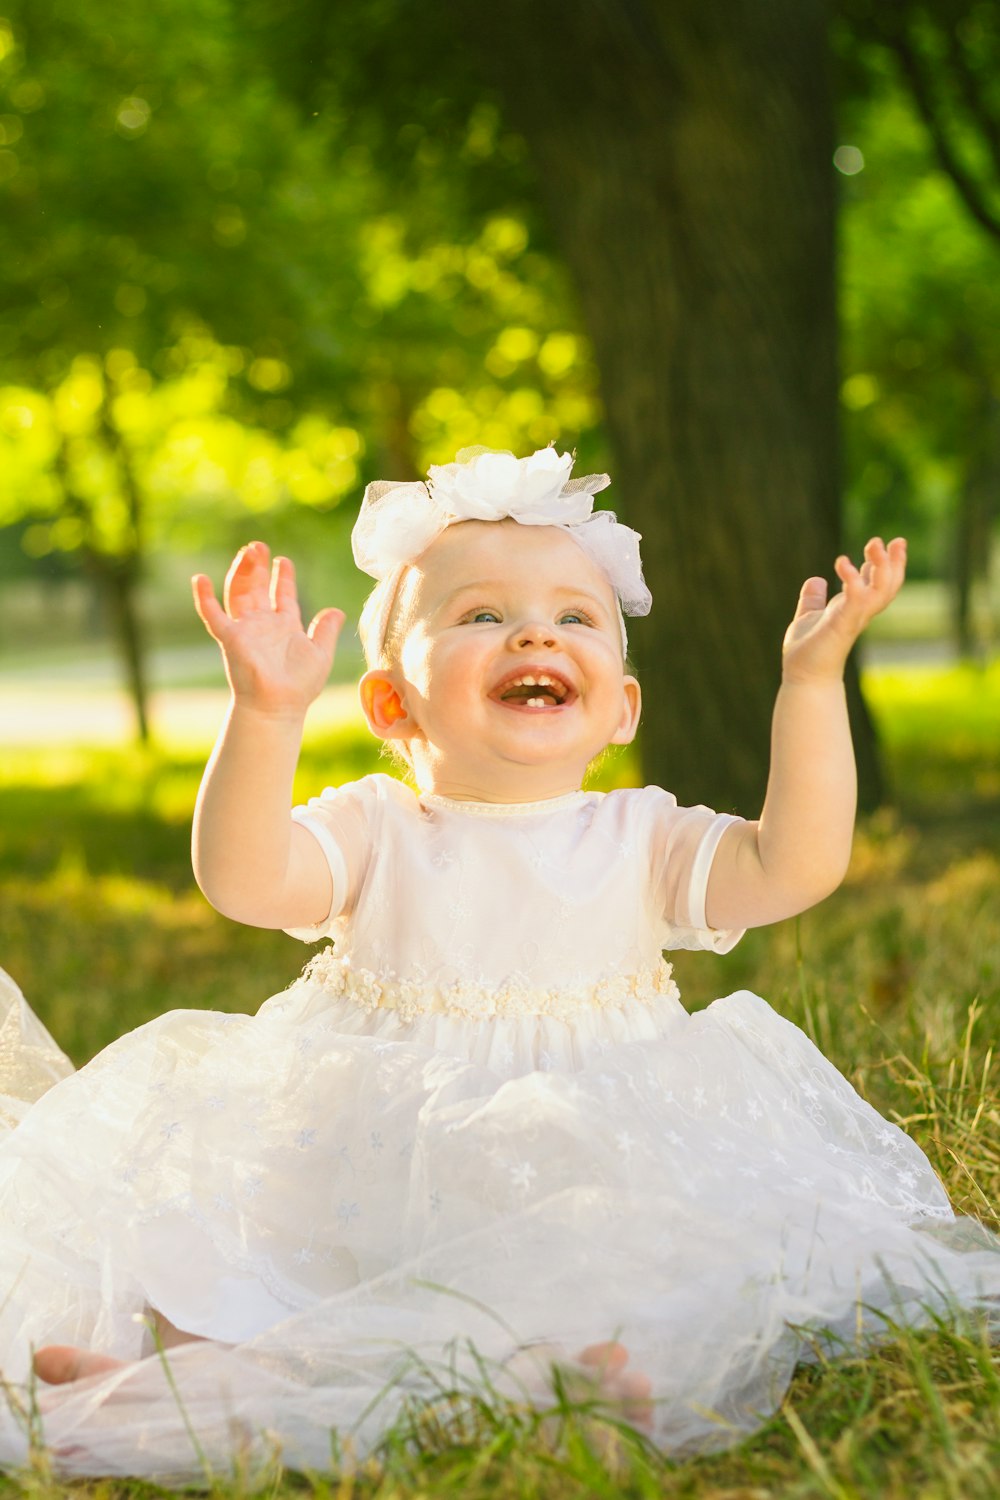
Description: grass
xmin=0 ymin=659 xmax=998 ymax=1496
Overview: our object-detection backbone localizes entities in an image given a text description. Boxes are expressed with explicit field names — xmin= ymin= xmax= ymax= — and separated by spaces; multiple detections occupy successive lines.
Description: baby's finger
xmin=862 ymin=535 xmax=906 ymax=604
xmin=886 ymin=536 xmax=908 ymax=589
xmin=833 ymin=552 xmax=862 ymax=594
xmin=307 ymin=607 xmax=346 ymax=658
xmin=831 ymin=553 xmax=876 ymax=631
xmin=270 ymin=556 xmax=301 ymax=617
xmin=836 ymin=537 xmax=905 ymax=630
xmin=792 ymin=576 xmax=828 ymax=620
xmin=223 ymin=541 xmax=270 ymax=617
xmin=191 ymin=574 xmax=230 ymax=641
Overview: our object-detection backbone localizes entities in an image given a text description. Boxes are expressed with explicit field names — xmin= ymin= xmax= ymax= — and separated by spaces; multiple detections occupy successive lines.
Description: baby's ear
xmin=609 ymin=674 xmax=642 ymax=746
xmin=359 ymin=670 xmax=413 ymax=740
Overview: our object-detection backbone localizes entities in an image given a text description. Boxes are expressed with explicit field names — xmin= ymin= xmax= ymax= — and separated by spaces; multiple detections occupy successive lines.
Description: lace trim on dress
xmin=302 ymin=950 xmax=680 ymax=1022
xmin=418 ymin=790 xmax=592 ymax=819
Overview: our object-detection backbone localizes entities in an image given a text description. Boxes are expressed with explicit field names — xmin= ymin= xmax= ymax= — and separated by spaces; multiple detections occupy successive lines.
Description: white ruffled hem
xmin=0 ymin=970 xmax=999 ymax=1481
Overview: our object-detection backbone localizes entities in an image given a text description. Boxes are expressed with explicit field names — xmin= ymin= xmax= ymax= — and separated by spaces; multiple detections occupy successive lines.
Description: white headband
xmin=352 ymin=446 xmax=651 ymax=656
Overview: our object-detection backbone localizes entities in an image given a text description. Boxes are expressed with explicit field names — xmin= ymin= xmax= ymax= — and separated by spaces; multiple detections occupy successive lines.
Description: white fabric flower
xmin=351 ymin=446 xmax=652 ymax=656
xmin=426 ymin=447 xmax=594 ymax=525
xmin=350 ymin=480 xmax=449 ymax=580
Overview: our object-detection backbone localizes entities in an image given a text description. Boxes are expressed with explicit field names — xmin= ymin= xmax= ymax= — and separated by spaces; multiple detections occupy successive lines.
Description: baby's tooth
xmin=527 ymin=697 xmax=545 ymax=708
xmin=522 ymin=676 xmax=537 ymax=686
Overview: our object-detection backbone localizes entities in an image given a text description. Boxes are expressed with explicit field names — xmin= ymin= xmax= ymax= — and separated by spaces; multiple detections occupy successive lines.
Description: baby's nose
xmin=512 ymin=619 xmax=559 ymax=649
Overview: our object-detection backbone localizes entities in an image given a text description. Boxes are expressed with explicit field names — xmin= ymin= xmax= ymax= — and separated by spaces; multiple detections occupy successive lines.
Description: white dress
xmin=0 ymin=774 xmax=997 ymax=1481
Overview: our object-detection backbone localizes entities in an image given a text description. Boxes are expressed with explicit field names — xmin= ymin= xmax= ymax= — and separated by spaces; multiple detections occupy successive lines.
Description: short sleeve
xmin=644 ymin=787 xmax=746 ymax=954
xmin=282 ymin=777 xmax=379 ymax=942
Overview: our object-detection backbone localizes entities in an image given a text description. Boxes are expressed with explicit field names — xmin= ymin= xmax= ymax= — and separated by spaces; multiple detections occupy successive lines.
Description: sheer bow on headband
xmin=353 ymin=446 xmax=651 ymax=656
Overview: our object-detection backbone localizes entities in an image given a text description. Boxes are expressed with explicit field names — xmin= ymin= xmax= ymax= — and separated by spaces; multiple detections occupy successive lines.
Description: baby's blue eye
xmin=470 ymin=609 xmax=501 ymax=624
xmin=559 ymin=611 xmax=590 ymax=626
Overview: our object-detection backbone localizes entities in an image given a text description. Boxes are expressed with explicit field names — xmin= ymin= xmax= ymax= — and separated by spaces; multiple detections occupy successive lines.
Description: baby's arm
xmin=704 ymin=537 xmax=907 ymax=930
xmin=191 ymin=541 xmax=345 ymax=929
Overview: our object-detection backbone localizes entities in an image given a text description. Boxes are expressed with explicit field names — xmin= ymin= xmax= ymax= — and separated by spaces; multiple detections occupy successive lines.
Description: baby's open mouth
xmin=492 ymin=671 xmax=573 ymax=709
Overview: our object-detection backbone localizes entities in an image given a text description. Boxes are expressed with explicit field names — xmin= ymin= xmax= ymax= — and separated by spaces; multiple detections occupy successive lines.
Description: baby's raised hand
xmin=192 ymin=541 xmax=344 ymax=715
xmin=782 ymin=537 xmax=907 ymax=684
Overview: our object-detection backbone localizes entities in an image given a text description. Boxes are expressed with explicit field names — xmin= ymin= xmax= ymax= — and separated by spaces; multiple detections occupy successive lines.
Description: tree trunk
xmin=99 ymin=386 xmax=151 ymax=743
xmin=953 ymin=389 xmax=999 ymax=660
xmin=953 ymin=482 xmax=978 ymax=659
xmin=452 ymin=0 xmax=882 ymax=813
xmin=102 ymin=561 xmax=150 ymax=744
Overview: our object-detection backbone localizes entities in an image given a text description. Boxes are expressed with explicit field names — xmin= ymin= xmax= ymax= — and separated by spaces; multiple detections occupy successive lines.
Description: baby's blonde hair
xmin=358 ymin=567 xmax=411 ymax=671
xmin=358 ymin=568 xmax=416 ymax=771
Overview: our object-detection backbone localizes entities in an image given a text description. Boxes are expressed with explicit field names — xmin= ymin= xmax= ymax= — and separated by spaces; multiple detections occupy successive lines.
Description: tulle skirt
xmin=0 ymin=964 xmax=997 ymax=1481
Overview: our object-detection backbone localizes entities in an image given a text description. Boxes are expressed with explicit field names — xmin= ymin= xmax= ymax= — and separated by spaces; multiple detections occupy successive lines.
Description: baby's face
xmin=369 ymin=520 xmax=641 ymax=801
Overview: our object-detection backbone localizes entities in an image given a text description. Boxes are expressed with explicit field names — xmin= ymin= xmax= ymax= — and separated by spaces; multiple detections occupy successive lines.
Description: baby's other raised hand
xmin=782 ymin=537 xmax=907 ymax=684
xmin=192 ymin=541 xmax=344 ymax=716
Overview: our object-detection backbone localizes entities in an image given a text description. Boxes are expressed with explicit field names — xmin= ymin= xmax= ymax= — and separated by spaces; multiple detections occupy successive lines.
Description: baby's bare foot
xmin=33 ymin=1345 xmax=126 ymax=1385
xmin=34 ymin=1312 xmax=202 ymax=1388
xmin=575 ymin=1340 xmax=654 ymax=1428
xmin=504 ymin=1338 xmax=654 ymax=1431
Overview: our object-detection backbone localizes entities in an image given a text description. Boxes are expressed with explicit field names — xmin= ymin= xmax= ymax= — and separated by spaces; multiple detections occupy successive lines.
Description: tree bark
xmin=953 ymin=388 xmax=999 ymax=659
xmin=99 ymin=387 xmax=151 ymax=744
xmin=450 ymin=0 xmax=882 ymax=812
xmin=101 ymin=560 xmax=150 ymax=744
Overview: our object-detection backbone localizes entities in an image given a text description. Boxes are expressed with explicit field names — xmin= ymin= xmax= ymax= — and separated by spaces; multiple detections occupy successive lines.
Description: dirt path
xmin=0 ymin=683 xmax=362 ymax=749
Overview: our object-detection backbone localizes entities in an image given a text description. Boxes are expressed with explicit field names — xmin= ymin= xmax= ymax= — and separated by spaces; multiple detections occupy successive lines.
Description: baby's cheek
xmin=398 ymin=637 xmax=435 ymax=693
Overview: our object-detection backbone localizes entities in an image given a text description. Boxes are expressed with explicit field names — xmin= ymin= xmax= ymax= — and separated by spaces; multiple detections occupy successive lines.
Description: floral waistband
xmin=300 ymin=949 xmax=680 ymax=1023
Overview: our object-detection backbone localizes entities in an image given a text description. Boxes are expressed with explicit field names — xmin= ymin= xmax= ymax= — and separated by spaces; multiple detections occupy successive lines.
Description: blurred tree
xmin=839 ymin=0 xmax=1000 ymax=245
xmin=0 ymin=343 xmax=363 ymax=737
xmin=0 ymin=0 xmax=601 ymax=458
xmin=4 ymin=0 xmax=994 ymax=786
xmin=0 ymin=0 xmax=316 ymax=381
xmin=0 ymin=0 xmax=353 ymax=734
xmin=0 ymin=0 xmax=604 ymax=737
xmin=248 ymin=0 xmax=871 ymax=813
xmin=836 ymin=0 xmax=1000 ymax=653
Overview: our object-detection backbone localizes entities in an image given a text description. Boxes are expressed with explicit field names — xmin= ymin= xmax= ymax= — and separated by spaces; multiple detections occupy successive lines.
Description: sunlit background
xmin=0 ymin=4 xmax=997 ymax=761
xmin=0 ymin=14 xmax=998 ymax=1491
